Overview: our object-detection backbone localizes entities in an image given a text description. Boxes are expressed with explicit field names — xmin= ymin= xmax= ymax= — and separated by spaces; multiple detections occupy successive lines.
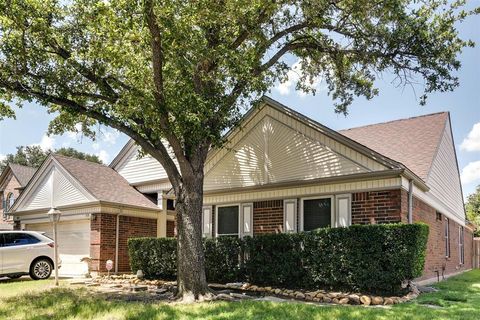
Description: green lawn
xmin=1 ymin=270 xmax=480 ymax=319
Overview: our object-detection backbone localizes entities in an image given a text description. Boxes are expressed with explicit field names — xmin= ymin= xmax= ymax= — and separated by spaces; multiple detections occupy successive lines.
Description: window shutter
xmin=284 ymin=199 xmax=297 ymax=233
xmin=241 ymin=203 xmax=253 ymax=237
xmin=335 ymin=195 xmax=351 ymax=227
xmin=202 ymin=206 xmax=212 ymax=237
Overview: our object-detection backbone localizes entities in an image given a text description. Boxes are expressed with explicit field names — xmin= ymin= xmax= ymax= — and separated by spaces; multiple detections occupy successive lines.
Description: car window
xmin=2 ymin=233 xmax=41 ymax=247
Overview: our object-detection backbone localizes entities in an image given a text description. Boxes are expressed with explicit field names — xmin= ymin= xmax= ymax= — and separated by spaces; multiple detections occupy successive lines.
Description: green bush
xmin=128 ymin=223 xmax=428 ymax=294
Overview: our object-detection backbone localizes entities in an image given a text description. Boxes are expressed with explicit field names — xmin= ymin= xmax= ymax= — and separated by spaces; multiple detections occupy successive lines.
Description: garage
xmin=26 ymin=219 xmax=90 ymax=277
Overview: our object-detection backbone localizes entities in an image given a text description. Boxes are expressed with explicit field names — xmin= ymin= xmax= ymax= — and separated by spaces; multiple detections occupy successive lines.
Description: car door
xmin=1 ymin=233 xmax=33 ymax=274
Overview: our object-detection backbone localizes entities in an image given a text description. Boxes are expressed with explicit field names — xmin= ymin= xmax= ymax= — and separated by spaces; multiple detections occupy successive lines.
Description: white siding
xmin=426 ymin=119 xmax=465 ymax=220
xmin=116 ymin=144 xmax=178 ymax=185
xmin=18 ymin=166 xmax=91 ymax=211
xmin=204 ymin=116 xmax=370 ymax=191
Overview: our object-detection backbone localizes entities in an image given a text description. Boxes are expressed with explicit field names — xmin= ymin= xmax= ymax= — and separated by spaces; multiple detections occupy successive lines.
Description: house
xmin=10 ymin=155 xmax=161 ymax=276
xmin=12 ymin=97 xmax=475 ymax=282
xmin=0 ymin=163 xmax=36 ymax=230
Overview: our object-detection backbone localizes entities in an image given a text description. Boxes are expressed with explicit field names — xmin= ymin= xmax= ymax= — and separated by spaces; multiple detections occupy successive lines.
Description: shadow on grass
xmin=0 ymin=270 xmax=479 ymax=320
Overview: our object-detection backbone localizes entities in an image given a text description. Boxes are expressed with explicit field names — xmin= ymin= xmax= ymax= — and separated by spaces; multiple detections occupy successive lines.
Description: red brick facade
xmin=253 ymin=200 xmax=284 ymax=234
xmin=0 ymin=173 xmax=21 ymax=228
xmin=167 ymin=220 xmax=176 ymax=237
xmin=351 ymin=190 xmax=403 ymax=224
xmin=90 ymin=213 xmax=157 ymax=273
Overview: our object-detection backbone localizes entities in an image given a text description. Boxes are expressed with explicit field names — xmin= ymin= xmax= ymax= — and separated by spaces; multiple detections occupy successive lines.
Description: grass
xmin=1 ymin=270 xmax=480 ymax=319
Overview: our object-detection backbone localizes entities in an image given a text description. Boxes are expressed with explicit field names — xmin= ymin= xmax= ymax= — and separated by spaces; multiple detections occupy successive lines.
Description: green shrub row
xmin=128 ymin=223 xmax=428 ymax=294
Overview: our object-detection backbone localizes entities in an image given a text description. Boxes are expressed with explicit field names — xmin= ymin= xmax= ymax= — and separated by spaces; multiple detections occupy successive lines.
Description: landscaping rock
xmin=360 ymin=295 xmax=371 ymax=305
xmin=371 ymin=296 xmax=384 ymax=305
xmin=339 ymin=298 xmax=350 ymax=304
xmin=323 ymin=297 xmax=332 ymax=303
xmin=274 ymin=289 xmax=282 ymax=295
xmin=216 ymin=293 xmax=234 ymax=301
xmin=315 ymin=292 xmax=325 ymax=299
xmin=383 ymin=298 xmax=394 ymax=305
xmin=348 ymin=294 xmax=360 ymax=304
xmin=130 ymin=285 xmax=148 ymax=292
xmin=230 ymin=293 xmax=254 ymax=300
xmin=295 ymin=292 xmax=305 ymax=299
xmin=257 ymin=296 xmax=288 ymax=303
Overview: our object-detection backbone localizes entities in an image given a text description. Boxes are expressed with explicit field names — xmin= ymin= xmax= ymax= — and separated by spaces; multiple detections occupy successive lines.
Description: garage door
xmin=26 ymin=220 xmax=90 ymax=277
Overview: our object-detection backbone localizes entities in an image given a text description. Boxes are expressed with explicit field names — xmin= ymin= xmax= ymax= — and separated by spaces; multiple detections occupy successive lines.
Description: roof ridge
xmin=8 ymin=163 xmax=36 ymax=170
xmin=339 ymin=111 xmax=449 ymax=132
xmin=52 ymin=153 xmax=108 ymax=168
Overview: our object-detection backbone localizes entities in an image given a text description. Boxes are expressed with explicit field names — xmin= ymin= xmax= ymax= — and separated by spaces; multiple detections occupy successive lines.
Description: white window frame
xmin=283 ymin=199 xmax=298 ymax=233
xmin=201 ymin=205 xmax=213 ymax=238
xmin=334 ymin=194 xmax=352 ymax=228
xmin=241 ymin=203 xmax=254 ymax=237
xmin=299 ymin=195 xmax=334 ymax=232
xmin=459 ymin=226 xmax=464 ymax=265
xmin=215 ymin=204 xmax=241 ymax=237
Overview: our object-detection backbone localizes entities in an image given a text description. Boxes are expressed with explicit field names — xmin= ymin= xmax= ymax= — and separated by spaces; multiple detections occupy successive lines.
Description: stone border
xmin=86 ymin=275 xmax=420 ymax=306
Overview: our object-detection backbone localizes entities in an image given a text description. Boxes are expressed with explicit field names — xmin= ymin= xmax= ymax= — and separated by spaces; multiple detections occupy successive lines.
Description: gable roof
xmin=339 ymin=112 xmax=449 ymax=181
xmin=9 ymin=163 xmax=37 ymax=187
xmin=52 ymin=155 xmax=159 ymax=210
xmin=0 ymin=163 xmax=37 ymax=191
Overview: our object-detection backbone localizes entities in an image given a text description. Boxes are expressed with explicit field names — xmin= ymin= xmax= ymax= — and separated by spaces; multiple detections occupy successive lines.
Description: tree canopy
xmin=466 ymin=185 xmax=480 ymax=236
xmin=0 ymin=145 xmax=102 ymax=172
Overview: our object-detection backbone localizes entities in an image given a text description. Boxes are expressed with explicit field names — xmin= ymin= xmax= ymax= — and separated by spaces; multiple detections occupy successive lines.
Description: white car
xmin=0 ymin=231 xmax=60 ymax=280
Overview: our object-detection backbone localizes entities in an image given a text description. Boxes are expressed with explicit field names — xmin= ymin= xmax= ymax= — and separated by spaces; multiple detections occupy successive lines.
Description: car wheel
xmin=7 ymin=275 xmax=22 ymax=279
xmin=30 ymin=259 xmax=53 ymax=280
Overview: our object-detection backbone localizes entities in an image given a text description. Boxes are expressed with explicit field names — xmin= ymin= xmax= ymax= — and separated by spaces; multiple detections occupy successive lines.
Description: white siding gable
xmin=426 ymin=118 xmax=465 ymax=220
xmin=116 ymin=143 xmax=178 ymax=185
xmin=204 ymin=114 xmax=372 ymax=191
xmin=16 ymin=163 xmax=93 ymax=212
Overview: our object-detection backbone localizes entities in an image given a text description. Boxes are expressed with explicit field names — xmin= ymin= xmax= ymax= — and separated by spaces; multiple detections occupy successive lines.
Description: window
xmin=436 ymin=211 xmax=442 ymax=221
xmin=2 ymin=233 xmax=41 ymax=247
xmin=284 ymin=199 xmax=297 ymax=233
xmin=459 ymin=226 xmax=464 ymax=265
xmin=216 ymin=205 xmax=239 ymax=236
xmin=301 ymin=197 xmax=333 ymax=231
xmin=5 ymin=192 xmax=14 ymax=212
xmin=445 ymin=217 xmax=450 ymax=258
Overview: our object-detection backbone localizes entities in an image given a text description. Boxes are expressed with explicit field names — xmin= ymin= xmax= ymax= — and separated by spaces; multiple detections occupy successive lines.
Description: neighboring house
xmin=10 ymin=155 xmax=161 ymax=277
xmin=0 ymin=163 xmax=36 ymax=230
xmin=12 ymin=97 xmax=475 ymax=282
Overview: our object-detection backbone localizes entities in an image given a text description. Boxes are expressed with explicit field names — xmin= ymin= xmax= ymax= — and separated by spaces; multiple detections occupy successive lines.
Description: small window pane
xmin=218 ymin=206 xmax=239 ymax=235
xmin=3 ymin=233 xmax=40 ymax=247
xmin=304 ymin=198 xmax=331 ymax=231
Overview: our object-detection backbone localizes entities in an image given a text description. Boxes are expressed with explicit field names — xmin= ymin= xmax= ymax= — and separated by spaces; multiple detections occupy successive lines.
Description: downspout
xmin=115 ymin=206 xmax=124 ymax=273
xmin=408 ymin=180 xmax=414 ymax=224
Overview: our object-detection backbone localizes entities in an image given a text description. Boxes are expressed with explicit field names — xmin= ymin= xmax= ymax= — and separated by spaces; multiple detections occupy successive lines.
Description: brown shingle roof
xmin=339 ymin=112 xmax=449 ymax=181
xmin=9 ymin=164 xmax=37 ymax=187
xmin=53 ymin=154 xmax=159 ymax=210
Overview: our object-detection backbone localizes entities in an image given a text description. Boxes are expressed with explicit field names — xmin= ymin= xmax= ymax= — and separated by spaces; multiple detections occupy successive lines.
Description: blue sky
xmin=0 ymin=3 xmax=479 ymax=198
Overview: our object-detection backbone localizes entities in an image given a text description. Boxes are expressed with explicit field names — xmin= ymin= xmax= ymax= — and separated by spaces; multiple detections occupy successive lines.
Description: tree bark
xmin=174 ymin=169 xmax=212 ymax=301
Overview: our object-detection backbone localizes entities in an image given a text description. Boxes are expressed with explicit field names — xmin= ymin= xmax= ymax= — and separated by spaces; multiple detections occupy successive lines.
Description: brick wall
xmin=253 ymin=200 xmax=283 ymax=235
xmin=402 ymin=189 xmax=474 ymax=280
xmin=0 ymin=173 xmax=21 ymax=227
xmin=90 ymin=213 xmax=157 ymax=273
xmin=167 ymin=220 xmax=175 ymax=237
xmin=118 ymin=216 xmax=157 ymax=272
xmin=351 ymin=190 xmax=402 ymax=224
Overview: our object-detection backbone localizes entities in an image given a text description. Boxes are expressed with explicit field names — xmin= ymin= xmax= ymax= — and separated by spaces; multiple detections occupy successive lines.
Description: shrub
xmin=128 ymin=223 xmax=428 ymax=294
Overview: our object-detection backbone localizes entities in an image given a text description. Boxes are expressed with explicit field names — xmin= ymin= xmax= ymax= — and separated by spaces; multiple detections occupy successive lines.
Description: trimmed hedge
xmin=128 ymin=223 xmax=428 ymax=294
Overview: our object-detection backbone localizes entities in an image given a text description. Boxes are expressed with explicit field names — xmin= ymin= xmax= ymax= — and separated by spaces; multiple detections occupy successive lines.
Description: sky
xmin=0 ymin=2 xmax=479 ymax=198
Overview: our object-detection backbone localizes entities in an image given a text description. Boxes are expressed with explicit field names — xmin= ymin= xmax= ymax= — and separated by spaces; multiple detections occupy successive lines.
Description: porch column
xmin=156 ymin=191 xmax=168 ymax=238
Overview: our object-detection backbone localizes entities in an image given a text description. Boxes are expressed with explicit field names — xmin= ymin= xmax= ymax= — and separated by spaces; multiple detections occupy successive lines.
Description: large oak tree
xmin=0 ymin=0 xmax=476 ymax=301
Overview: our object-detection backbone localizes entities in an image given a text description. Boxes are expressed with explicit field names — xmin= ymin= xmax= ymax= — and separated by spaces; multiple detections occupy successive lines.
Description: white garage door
xmin=26 ymin=220 xmax=90 ymax=277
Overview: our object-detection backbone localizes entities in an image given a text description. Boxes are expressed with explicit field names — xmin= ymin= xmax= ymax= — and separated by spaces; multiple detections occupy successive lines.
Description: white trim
xmin=241 ymin=203 xmax=254 ymax=237
xmin=215 ymin=204 xmax=241 ymax=237
xmin=299 ymin=195 xmax=334 ymax=232
xmin=202 ymin=205 xmax=213 ymax=238
xmin=445 ymin=217 xmax=450 ymax=258
xmin=283 ymin=199 xmax=297 ymax=233
xmin=334 ymin=194 xmax=352 ymax=228
xmin=459 ymin=225 xmax=464 ymax=265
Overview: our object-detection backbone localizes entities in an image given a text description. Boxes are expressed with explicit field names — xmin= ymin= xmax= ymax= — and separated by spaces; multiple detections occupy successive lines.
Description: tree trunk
xmin=175 ymin=170 xmax=212 ymax=301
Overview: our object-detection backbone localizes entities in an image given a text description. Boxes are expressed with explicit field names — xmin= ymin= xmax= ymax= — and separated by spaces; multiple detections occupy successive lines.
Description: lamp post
xmin=47 ymin=207 xmax=61 ymax=286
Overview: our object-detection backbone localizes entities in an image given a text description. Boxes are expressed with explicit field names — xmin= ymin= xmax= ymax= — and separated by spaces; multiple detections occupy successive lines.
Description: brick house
xmin=110 ymin=97 xmax=475 ymax=283
xmin=0 ymin=163 xmax=36 ymax=230
xmin=12 ymin=97 xmax=475 ymax=282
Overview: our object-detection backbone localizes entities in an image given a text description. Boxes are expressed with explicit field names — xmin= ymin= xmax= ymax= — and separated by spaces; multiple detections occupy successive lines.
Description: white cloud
xmin=275 ymin=59 xmax=322 ymax=97
xmin=96 ymin=150 xmax=110 ymax=163
xmin=461 ymin=123 xmax=480 ymax=152
xmin=67 ymin=123 xmax=83 ymax=140
xmin=461 ymin=161 xmax=480 ymax=185
xmin=92 ymin=143 xmax=100 ymax=150
xmin=33 ymin=134 xmax=55 ymax=152
xmin=101 ymin=129 xmax=120 ymax=145
xmin=0 ymin=154 xmax=6 ymax=162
